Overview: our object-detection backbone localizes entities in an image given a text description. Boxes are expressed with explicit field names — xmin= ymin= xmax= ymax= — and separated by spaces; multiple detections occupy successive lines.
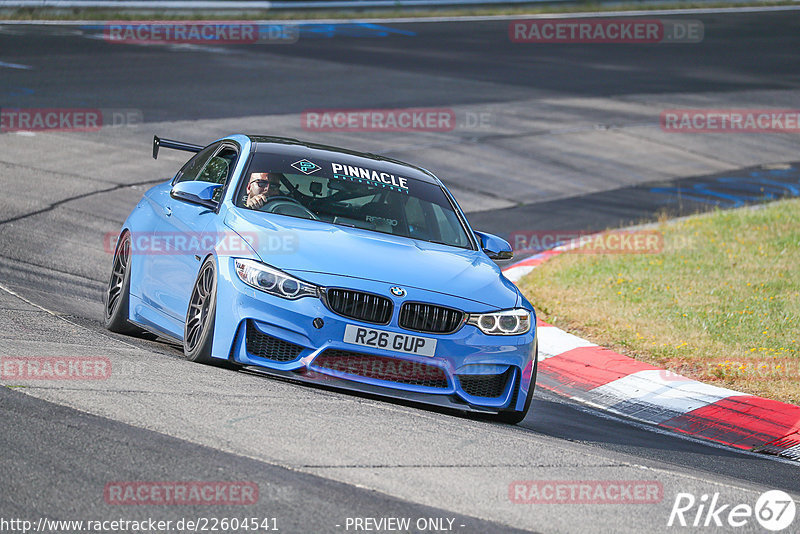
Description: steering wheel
xmin=263 ymin=196 xmax=319 ymax=220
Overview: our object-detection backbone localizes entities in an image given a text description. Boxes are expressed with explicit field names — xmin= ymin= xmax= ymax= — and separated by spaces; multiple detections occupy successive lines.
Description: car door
xmin=138 ymin=143 xmax=219 ymax=324
xmin=146 ymin=143 xmax=239 ymax=336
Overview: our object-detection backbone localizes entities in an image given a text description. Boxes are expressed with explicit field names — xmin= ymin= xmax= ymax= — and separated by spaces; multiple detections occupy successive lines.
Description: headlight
xmin=466 ymin=308 xmax=531 ymax=336
xmin=235 ymin=258 xmax=318 ymax=300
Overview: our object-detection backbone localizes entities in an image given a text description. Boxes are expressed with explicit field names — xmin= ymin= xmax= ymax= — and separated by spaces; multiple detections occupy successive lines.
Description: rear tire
xmin=104 ymin=231 xmax=140 ymax=335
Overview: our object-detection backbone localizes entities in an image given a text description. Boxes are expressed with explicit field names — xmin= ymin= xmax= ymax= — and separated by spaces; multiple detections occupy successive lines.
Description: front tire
xmin=184 ymin=257 xmax=219 ymax=364
xmin=104 ymin=231 xmax=140 ymax=335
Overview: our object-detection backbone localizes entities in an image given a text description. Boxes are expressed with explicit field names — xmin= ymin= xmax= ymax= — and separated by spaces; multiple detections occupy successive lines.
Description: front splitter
xmin=240 ymin=365 xmax=506 ymax=415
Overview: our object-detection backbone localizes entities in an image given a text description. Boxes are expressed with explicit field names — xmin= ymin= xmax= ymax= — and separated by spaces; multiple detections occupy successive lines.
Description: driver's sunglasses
xmin=251 ymin=180 xmax=280 ymax=188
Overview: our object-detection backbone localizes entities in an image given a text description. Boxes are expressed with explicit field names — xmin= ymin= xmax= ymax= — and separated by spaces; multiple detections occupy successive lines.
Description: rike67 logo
xmin=668 ymin=490 xmax=796 ymax=531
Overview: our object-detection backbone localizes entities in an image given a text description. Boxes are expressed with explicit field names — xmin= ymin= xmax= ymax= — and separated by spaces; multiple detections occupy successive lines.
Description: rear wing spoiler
xmin=152 ymin=135 xmax=203 ymax=159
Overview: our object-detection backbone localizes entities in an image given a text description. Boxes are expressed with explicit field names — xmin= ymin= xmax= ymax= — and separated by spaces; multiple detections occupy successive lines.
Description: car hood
xmin=225 ymin=208 xmax=520 ymax=309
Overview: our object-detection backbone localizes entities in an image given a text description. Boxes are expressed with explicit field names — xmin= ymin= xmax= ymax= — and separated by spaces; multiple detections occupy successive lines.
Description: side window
xmin=174 ymin=144 xmax=219 ymax=184
xmin=198 ymin=147 xmax=237 ymax=186
xmin=198 ymin=147 xmax=238 ymax=202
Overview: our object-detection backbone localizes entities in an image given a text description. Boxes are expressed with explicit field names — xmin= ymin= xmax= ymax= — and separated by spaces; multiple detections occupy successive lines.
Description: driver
xmin=245 ymin=172 xmax=284 ymax=209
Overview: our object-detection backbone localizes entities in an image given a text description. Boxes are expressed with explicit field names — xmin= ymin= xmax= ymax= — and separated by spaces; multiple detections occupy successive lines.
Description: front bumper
xmin=212 ymin=258 xmax=537 ymax=412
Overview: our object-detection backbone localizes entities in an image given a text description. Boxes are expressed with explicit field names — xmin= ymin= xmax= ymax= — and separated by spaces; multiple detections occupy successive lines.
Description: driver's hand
xmin=246 ymin=193 xmax=268 ymax=209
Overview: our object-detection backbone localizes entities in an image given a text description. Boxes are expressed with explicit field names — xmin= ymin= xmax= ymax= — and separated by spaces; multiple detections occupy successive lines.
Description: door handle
xmin=164 ymin=206 xmax=172 ymax=217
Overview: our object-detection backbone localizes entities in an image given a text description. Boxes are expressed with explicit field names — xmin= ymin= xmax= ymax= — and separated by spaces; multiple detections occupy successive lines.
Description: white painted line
xmin=2 ymin=5 xmax=799 ymax=24
xmin=779 ymin=443 xmax=800 ymax=460
xmin=537 ymin=325 xmax=597 ymax=361
xmin=486 ymin=4 xmax=800 ymax=20
xmin=0 ymin=282 xmax=59 ymax=316
xmin=0 ymin=60 xmax=32 ymax=69
xmin=0 ymin=282 xmax=141 ymax=349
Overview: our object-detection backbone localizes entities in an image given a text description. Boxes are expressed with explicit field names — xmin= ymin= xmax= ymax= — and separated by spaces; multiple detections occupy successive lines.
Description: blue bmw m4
xmin=104 ymin=134 xmax=538 ymax=423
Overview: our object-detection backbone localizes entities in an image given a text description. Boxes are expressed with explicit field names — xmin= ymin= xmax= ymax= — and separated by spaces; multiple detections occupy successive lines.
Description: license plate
xmin=343 ymin=325 xmax=437 ymax=357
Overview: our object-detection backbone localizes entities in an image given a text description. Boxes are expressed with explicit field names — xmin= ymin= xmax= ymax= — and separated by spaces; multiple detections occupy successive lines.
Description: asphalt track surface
xmin=1 ymin=10 xmax=800 ymax=534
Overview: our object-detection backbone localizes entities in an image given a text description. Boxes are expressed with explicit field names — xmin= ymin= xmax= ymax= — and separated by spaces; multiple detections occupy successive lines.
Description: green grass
xmin=518 ymin=198 xmax=800 ymax=405
xmin=1 ymin=0 xmax=796 ymax=21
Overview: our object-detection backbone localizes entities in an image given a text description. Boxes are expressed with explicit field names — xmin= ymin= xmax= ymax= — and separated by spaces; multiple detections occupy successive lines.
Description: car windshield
xmin=235 ymin=154 xmax=473 ymax=249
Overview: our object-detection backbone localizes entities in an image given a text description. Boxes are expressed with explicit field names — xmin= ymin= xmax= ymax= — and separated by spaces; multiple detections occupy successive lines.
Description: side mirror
xmin=475 ymin=231 xmax=513 ymax=261
xmin=171 ymin=181 xmax=222 ymax=209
